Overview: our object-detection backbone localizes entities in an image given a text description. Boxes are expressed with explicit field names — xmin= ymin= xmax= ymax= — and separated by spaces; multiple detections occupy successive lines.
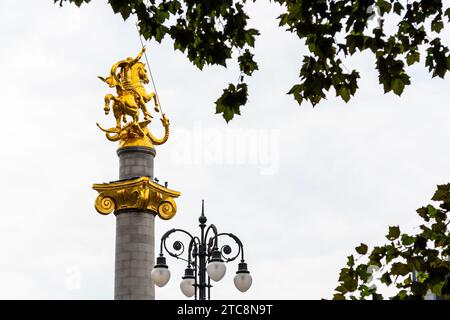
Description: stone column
xmin=114 ymin=146 xmax=156 ymax=300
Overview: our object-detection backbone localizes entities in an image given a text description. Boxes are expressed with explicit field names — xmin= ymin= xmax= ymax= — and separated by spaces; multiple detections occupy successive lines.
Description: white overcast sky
xmin=1 ymin=0 xmax=450 ymax=300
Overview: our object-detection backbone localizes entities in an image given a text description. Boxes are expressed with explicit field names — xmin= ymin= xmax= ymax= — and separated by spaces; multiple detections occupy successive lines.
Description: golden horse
xmin=99 ymin=48 xmax=159 ymax=130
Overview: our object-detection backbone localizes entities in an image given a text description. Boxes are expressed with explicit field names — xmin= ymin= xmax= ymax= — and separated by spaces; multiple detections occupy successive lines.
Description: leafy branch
xmin=56 ymin=0 xmax=450 ymax=120
xmin=334 ymin=183 xmax=450 ymax=300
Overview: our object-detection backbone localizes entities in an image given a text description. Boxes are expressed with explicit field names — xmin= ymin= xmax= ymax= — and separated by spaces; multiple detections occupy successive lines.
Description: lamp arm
xmin=204 ymin=224 xmax=219 ymax=252
xmin=187 ymin=236 xmax=201 ymax=267
xmin=160 ymin=228 xmax=196 ymax=263
xmin=214 ymin=232 xmax=245 ymax=262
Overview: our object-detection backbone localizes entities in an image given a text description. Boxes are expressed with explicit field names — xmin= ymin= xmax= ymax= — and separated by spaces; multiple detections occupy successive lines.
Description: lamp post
xmin=151 ymin=200 xmax=253 ymax=299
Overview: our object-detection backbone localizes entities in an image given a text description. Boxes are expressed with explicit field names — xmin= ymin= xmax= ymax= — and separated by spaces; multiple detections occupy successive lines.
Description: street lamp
xmin=151 ymin=200 xmax=253 ymax=300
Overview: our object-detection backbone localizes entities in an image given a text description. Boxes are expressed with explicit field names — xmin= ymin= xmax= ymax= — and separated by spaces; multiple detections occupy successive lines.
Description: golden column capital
xmin=92 ymin=177 xmax=181 ymax=220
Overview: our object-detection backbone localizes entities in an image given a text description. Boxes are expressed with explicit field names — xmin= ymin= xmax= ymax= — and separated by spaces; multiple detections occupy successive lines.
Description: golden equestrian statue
xmin=97 ymin=47 xmax=170 ymax=148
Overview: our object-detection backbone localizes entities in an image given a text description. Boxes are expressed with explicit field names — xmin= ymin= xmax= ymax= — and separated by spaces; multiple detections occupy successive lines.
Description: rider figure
xmin=118 ymin=48 xmax=150 ymax=119
xmin=120 ymin=47 xmax=146 ymax=90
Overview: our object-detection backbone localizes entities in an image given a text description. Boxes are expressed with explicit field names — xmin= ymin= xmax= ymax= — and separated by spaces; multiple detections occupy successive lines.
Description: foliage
xmin=56 ymin=0 xmax=450 ymax=121
xmin=277 ymin=0 xmax=450 ymax=107
xmin=333 ymin=183 xmax=450 ymax=300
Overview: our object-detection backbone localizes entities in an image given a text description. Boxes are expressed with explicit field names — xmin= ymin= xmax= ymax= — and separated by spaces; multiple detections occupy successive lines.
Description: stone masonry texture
xmin=115 ymin=146 xmax=156 ymax=300
xmin=114 ymin=212 xmax=155 ymax=300
xmin=117 ymin=146 xmax=156 ymax=180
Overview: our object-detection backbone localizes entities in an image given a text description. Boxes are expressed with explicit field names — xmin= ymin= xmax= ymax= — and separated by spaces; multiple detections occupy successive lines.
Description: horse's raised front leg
xmin=104 ymin=94 xmax=114 ymax=115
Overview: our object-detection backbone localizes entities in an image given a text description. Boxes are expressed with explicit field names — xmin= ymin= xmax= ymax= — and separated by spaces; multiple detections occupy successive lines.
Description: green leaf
xmin=380 ymin=272 xmax=392 ymax=285
xmin=393 ymin=2 xmax=404 ymax=15
xmin=333 ymin=293 xmax=346 ymax=300
xmin=391 ymin=262 xmax=411 ymax=276
xmin=406 ymin=51 xmax=420 ymax=66
xmin=215 ymin=83 xmax=248 ymax=123
xmin=416 ymin=206 xmax=431 ymax=222
xmin=372 ymin=292 xmax=384 ymax=300
xmin=432 ymin=189 xmax=448 ymax=201
xmin=392 ymin=78 xmax=405 ymax=96
xmin=355 ymin=243 xmax=368 ymax=255
xmin=445 ymin=8 xmax=450 ymax=21
xmin=401 ymin=234 xmax=415 ymax=246
xmin=347 ymin=255 xmax=355 ymax=267
xmin=238 ymin=49 xmax=258 ymax=76
xmin=411 ymin=282 xmax=427 ymax=296
xmin=431 ymin=15 xmax=444 ymax=33
xmin=415 ymin=236 xmax=428 ymax=249
xmin=427 ymin=204 xmax=437 ymax=218
xmin=376 ymin=0 xmax=392 ymax=15
xmin=338 ymin=87 xmax=351 ymax=102
xmin=287 ymin=84 xmax=304 ymax=105
xmin=386 ymin=226 xmax=401 ymax=241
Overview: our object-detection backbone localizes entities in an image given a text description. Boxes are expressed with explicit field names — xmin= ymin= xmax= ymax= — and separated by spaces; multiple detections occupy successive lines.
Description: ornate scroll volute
xmin=95 ymin=195 xmax=116 ymax=215
xmin=157 ymin=199 xmax=177 ymax=220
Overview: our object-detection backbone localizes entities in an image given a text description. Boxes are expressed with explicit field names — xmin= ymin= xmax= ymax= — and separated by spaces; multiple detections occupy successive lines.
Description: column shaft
xmin=114 ymin=146 xmax=156 ymax=300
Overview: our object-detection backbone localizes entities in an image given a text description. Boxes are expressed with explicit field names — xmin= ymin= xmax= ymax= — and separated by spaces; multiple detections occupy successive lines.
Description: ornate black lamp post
xmin=150 ymin=200 xmax=252 ymax=299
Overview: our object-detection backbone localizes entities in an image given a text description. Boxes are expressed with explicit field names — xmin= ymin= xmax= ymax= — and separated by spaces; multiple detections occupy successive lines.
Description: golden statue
xmin=97 ymin=47 xmax=170 ymax=148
